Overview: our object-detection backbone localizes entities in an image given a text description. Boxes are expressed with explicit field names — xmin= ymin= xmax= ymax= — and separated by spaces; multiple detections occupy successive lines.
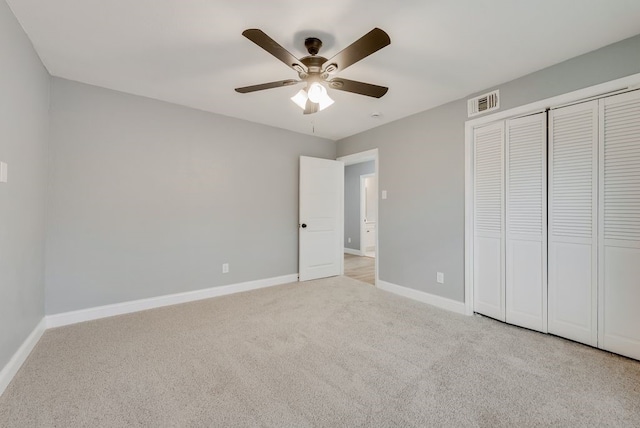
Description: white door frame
xmin=360 ymin=173 xmax=375 ymax=257
xmin=465 ymin=72 xmax=640 ymax=316
xmin=337 ymin=149 xmax=379 ymax=286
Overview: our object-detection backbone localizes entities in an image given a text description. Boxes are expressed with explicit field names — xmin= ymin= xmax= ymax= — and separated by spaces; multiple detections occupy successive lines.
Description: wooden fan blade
xmin=328 ymin=78 xmax=388 ymax=98
xmin=235 ymin=79 xmax=300 ymax=93
xmin=322 ymin=28 xmax=390 ymax=73
xmin=242 ymin=29 xmax=307 ymax=72
xmin=303 ymin=99 xmax=319 ymax=115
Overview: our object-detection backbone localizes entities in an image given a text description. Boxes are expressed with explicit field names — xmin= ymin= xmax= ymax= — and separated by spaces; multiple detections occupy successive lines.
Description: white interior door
xmin=505 ymin=113 xmax=547 ymax=332
xmin=598 ymin=90 xmax=640 ymax=360
xmin=473 ymin=121 xmax=505 ymax=321
xmin=548 ymin=101 xmax=598 ymax=346
xmin=299 ymin=156 xmax=344 ymax=281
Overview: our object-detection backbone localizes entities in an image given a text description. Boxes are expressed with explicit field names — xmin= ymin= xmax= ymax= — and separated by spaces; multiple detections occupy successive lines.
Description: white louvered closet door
xmin=548 ymin=101 xmax=599 ymax=346
xmin=473 ymin=122 xmax=505 ymax=321
xmin=505 ymin=113 xmax=547 ymax=332
xmin=598 ymin=90 xmax=640 ymax=360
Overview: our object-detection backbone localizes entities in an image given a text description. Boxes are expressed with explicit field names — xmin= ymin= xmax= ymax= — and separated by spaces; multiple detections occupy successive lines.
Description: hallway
xmin=344 ymin=254 xmax=375 ymax=285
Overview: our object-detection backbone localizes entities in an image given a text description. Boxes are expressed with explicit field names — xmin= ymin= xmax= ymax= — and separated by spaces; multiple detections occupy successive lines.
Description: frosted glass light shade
xmin=290 ymin=84 xmax=334 ymax=112
xmin=291 ymin=89 xmax=308 ymax=109
xmin=318 ymin=94 xmax=334 ymax=110
xmin=307 ymin=82 xmax=325 ymax=103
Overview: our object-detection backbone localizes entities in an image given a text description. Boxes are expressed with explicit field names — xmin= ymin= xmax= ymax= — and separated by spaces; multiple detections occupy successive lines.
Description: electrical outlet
xmin=222 ymin=263 xmax=229 ymax=274
xmin=348 ymin=237 xmax=351 ymax=243
xmin=437 ymin=272 xmax=444 ymax=284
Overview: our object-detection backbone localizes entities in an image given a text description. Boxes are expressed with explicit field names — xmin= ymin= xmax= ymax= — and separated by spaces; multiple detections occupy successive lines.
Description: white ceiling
xmin=7 ymin=0 xmax=640 ymax=140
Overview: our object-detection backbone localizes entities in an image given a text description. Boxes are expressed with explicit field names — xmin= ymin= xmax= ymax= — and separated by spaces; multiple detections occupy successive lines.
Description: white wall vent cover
xmin=468 ymin=90 xmax=500 ymax=117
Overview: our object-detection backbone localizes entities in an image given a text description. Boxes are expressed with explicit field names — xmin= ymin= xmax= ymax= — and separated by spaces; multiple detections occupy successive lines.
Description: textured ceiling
xmin=7 ymin=0 xmax=640 ymax=140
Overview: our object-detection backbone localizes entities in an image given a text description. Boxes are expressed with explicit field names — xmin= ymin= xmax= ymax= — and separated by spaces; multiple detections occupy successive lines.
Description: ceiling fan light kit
xmin=306 ymin=82 xmax=325 ymax=103
xmin=235 ymin=28 xmax=391 ymax=115
xmin=291 ymin=85 xmax=334 ymax=113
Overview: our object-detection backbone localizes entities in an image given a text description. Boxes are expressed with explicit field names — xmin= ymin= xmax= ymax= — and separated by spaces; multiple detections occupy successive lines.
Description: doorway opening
xmin=360 ymin=173 xmax=376 ymax=258
xmin=337 ymin=149 xmax=379 ymax=286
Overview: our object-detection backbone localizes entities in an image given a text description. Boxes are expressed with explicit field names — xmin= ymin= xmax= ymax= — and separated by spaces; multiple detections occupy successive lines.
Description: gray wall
xmin=337 ymin=34 xmax=640 ymax=303
xmin=46 ymin=78 xmax=335 ymax=315
xmin=0 ymin=1 xmax=49 ymax=369
xmin=344 ymin=161 xmax=374 ymax=251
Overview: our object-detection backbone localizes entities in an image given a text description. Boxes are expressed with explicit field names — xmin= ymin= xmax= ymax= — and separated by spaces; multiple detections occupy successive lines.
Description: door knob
xmin=301 ymin=223 xmax=307 ymax=228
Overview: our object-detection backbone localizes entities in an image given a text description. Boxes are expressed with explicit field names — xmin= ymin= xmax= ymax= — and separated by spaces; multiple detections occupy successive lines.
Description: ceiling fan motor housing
xmin=300 ymin=55 xmax=328 ymax=78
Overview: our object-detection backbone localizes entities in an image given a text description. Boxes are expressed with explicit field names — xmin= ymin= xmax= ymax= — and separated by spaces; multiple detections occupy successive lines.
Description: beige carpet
xmin=1 ymin=276 xmax=639 ymax=427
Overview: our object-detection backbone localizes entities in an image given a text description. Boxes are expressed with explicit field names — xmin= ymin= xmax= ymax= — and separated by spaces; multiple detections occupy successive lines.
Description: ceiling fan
xmin=235 ymin=28 xmax=391 ymax=115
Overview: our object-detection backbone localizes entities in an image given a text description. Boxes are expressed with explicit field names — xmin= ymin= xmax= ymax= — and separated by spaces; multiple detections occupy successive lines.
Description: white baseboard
xmin=0 ymin=318 xmax=46 ymax=397
xmin=1 ymin=275 xmax=298 ymax=396
xmin=46 ymin=273 xmax=298 ymax=329
xmin=377 ymin=280 xmax=467 ymax=315
xmin=344 ymin=248 xmax=363 ymax=256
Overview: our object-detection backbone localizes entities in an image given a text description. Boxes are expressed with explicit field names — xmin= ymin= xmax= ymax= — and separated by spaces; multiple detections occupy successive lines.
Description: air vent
xmin=468 ymin=90 xmax=500 ymax=117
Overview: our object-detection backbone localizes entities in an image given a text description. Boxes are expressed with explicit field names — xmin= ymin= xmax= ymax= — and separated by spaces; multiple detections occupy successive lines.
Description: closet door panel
xmin=474 ymin=236 xmax=502 ymax=318
xmin=603 ymin=245 xmax=640 ymax=356
xmin=473 ymin=122 xmax=505 ymax=321
xmin=548 ymin=242 xmax=594 ymax=343
xmin=506 ymin=238 xmax=544 ymax=322
xmin=548 ymin=101 xmax=598 ymax=346
xmin=505 ymin=113 xmax=547 ymax=332
xmin=599 ymin=90 xmax=640 ymax=360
